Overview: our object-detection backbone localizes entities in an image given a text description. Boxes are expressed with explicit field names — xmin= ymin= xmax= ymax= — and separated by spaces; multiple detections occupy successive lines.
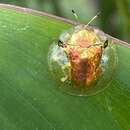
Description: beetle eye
xmin=58 ymin=40 xmax=63 ymax=43
xmin=58 ymin=40 xmax=64 ymax=47
xmin=103 ymin=40 xmax=108 ymax=48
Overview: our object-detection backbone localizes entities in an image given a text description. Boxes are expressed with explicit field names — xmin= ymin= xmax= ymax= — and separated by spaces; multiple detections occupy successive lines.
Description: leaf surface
xmin=0 ymin=4 xmax=130 ymax=130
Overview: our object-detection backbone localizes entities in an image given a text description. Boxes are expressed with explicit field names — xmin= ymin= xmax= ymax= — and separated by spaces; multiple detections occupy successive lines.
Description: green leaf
xmin=0 ymin=4 xmax=130 ymax=130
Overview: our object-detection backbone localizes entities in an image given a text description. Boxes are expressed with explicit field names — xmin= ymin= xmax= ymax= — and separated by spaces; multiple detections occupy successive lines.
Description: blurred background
xmin=0 ymin=0 xmax=130 ymax=42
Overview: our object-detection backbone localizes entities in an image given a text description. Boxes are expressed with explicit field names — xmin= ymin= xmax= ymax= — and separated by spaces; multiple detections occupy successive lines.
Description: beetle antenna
xmin=85 ymin=12 xmax=101 ymax=27
xmin=72 ymin=9 xmax=80 ymax=25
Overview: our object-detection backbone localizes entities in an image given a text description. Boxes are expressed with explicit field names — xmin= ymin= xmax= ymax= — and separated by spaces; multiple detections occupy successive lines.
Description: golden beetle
xmin=48 ymin=11 xmax=117 ymax=96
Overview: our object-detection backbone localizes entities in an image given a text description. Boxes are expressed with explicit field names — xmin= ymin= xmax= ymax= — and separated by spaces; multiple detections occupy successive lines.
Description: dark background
xmin=1 ymin=0 xmax=130 ymax=42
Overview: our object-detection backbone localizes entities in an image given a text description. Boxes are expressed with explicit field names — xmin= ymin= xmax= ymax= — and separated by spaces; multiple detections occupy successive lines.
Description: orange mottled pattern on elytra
xmin=64 ymin=29 xmax=102 ymax=87
xmin=70 ymin=29 xmax=97 ymax=47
